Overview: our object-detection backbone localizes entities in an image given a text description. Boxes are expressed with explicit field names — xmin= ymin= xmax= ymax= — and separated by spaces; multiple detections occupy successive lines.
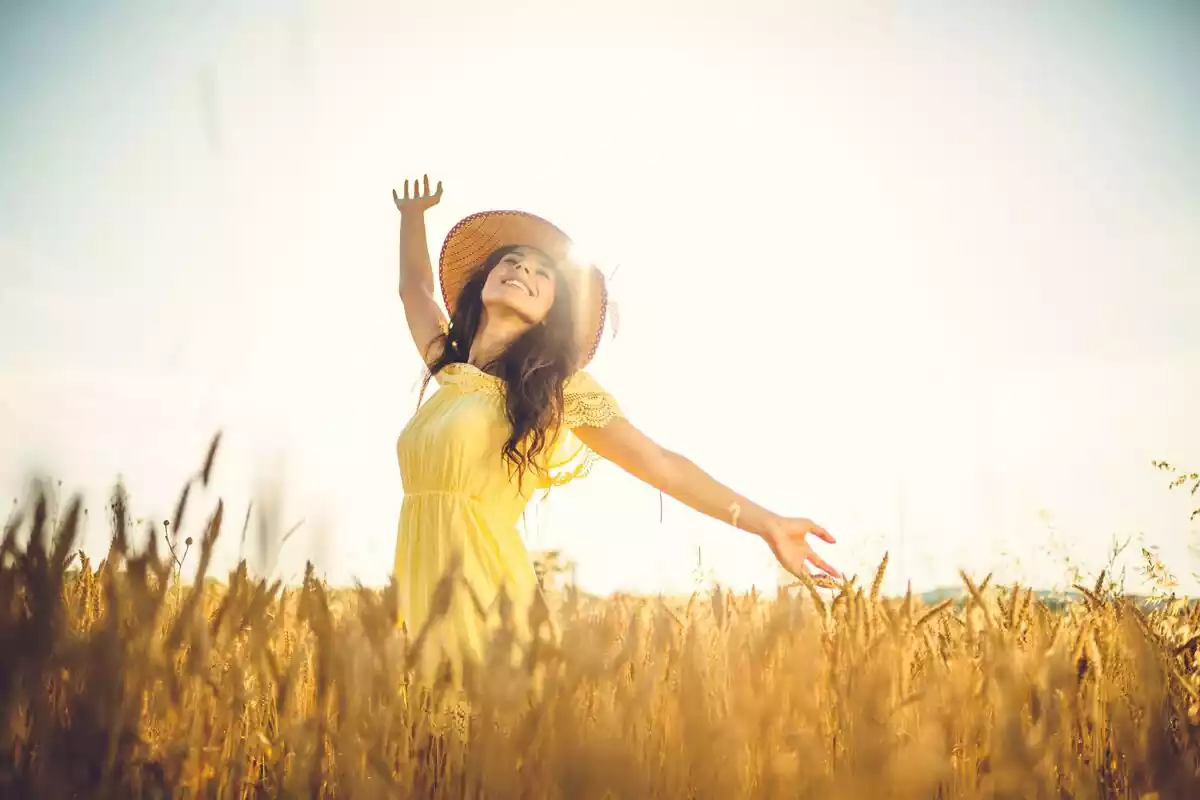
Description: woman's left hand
xmin=761 ymin=516 xmax=841 ymax=582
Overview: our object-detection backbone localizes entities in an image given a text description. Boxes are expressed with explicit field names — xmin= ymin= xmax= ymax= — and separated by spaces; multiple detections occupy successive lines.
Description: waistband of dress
xmin=403 ymin=489 xmax=481 ymax=504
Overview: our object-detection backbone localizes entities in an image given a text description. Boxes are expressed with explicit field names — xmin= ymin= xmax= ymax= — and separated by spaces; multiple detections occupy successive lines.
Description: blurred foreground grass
xmin=2 ymin=444 xmax=1199 ymax=798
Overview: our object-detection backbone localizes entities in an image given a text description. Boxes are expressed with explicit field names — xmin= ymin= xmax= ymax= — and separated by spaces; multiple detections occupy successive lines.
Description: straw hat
xmin=438 ymin=210 xmax=608 ymax=366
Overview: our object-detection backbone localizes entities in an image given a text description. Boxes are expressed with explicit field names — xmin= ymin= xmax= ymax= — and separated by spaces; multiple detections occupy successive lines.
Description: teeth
xmin=503 ymin=279 xmax=531 ymax=295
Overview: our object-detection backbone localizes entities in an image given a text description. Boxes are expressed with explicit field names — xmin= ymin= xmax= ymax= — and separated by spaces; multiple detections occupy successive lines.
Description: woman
xmin=392 ymin=175 xmax=839 ymax=673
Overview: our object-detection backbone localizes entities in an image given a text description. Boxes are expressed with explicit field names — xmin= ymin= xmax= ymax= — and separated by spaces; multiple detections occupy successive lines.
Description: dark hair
xmin=423 ymin=245 xmax=580 ymax=485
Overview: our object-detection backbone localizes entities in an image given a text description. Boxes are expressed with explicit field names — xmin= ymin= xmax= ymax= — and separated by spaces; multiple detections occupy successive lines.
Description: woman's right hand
xmin=393 ymin=174 xmax=443 ymax=215
xmin=761 ymin=515 xmax=841 ymax=582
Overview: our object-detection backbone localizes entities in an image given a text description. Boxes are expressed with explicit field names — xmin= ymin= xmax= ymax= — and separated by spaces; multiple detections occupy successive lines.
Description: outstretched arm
xmin=574 ymin=418 xmax=840 ymax=580
xmin=393 ymin=175 xmax=448 ymax=366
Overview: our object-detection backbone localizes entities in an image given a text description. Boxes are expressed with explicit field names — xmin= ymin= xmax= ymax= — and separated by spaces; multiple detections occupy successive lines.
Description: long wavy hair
xmin=422 ymin=245 xmax=580 ymax=484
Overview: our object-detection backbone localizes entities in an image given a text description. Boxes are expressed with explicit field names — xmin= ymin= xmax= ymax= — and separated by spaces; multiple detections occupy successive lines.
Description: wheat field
xmin=2 ymin=447 xmax=1199 ymax=798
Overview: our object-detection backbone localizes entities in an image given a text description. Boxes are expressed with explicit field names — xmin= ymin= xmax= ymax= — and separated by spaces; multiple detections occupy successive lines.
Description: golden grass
xmin=2 ymin=448 xmax=1200 ymax=797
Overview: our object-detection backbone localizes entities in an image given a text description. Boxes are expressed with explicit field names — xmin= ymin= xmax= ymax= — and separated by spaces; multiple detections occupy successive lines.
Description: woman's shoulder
xmin=429 ymin=364 xmax=618 ymax=410
xmin=562 ymin=370 xmax=623 ymax=427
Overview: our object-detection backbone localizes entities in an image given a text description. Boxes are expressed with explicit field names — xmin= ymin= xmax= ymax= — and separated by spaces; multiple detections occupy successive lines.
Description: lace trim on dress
xmin=545 ymin=371 xmax=624 ymax=489
xmin=562 ymin=390 xmax=623 ymax=430
xmin=545 ymin=448 xmax=602 ymax=488
xmin=434 ymin=363 xmax=504 ymax=396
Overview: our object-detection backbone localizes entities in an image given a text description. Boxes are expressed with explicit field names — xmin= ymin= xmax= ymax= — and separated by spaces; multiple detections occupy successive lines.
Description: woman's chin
xmin=483 ymin=298 xmax=538 ymax=324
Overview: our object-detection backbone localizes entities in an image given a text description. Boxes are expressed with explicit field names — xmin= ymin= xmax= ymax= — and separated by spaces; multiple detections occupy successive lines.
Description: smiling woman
xmin=391 ymin=176 xmax=840 ymax=684
xmin=484 ymin=247 xmax=557 ymax=321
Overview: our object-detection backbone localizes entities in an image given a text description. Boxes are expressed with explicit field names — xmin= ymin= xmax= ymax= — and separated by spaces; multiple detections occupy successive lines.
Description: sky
xmin=1 ymin=0 xmax=1199 ymax=596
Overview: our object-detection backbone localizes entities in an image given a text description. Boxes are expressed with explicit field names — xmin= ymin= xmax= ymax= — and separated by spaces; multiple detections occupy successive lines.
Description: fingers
xmin=808 ymin=552 xmax=841 ymax=580
xmin=809 ymin=571 xmax=841 ymax=590
xmin=810 ymin=523 xmax=836 ymax=544
xmin=393 ymin=176 xmax=441 ymax=209
xmin=395 ymin=176 xmax=442 ymax=205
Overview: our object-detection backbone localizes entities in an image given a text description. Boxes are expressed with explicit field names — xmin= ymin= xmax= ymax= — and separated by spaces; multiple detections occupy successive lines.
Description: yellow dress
xmin=394 ymin=362 xmax=623 ymax=679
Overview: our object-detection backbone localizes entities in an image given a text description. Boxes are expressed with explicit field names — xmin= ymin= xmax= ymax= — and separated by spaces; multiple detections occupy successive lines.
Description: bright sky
xmin=2 ymin=1 xmax=1199 ymax=596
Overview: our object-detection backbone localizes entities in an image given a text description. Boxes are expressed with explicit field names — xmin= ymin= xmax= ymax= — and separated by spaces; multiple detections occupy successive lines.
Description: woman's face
xmin=480 ymin=246 xmax=559 ymax=325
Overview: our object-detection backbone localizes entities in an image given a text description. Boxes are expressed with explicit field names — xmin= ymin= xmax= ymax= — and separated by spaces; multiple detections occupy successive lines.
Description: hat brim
xmin=438 ymin=210 xmax=607 ymax=367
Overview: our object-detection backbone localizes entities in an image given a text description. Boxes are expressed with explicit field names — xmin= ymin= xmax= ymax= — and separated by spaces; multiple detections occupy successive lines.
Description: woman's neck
xmin=468 ymin=310 xmax=529 ymax=370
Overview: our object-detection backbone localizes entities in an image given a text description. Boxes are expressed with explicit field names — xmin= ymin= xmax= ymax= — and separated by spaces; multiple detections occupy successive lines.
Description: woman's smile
xmin=501 ymin=277 xmax=534 ymax=296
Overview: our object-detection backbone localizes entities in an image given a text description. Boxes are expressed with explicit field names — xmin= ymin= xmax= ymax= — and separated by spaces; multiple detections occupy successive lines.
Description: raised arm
xmin=393 ymin=175 xmax=448 ymax=366
xmin=574 ymin=418 xmax=840 ymax=581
